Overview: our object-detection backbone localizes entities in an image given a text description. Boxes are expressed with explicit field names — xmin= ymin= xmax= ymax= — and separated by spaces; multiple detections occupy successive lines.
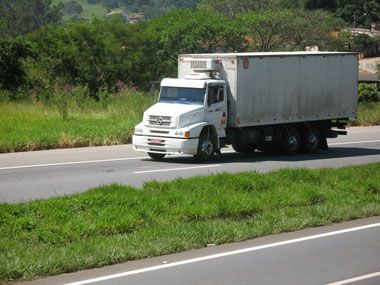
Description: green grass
xmin=0 ymin=91 xmax=153 ymax=153
xmin=0 ymin=96 xmax=379 ymax=154
xmin=55 ymin=0 xmax=108 ymax=20
xmin=1 ymin=163 xmax=379 ymax=281
xmin=351 ymin=101 xmax=380 ymax=126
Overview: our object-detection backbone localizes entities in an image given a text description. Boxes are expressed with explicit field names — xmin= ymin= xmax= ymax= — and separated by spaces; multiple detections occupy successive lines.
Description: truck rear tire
xmin=194 ymin=131 xmax=215 ymax=161
xmin=148 ymin=152 xmax=166 ymax=161
xmin=281 ymin=128 xmax=301 ymax=155
xmin=302 ymin=128 xmax=320 ymax=153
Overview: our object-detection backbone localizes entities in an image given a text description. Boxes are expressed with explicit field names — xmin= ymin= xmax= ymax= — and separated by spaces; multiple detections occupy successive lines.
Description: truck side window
xmin=208 ymin=85 xmax=224 ymax=105
xmin=217 ymin=86 xmax=224 ymax=102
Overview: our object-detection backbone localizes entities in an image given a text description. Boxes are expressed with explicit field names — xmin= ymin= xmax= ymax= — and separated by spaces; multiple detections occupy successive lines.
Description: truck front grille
xmin=150 ymin=130 xmax=170 ymax=134
xmin=148 ymin=115 xmax=172 ymax=126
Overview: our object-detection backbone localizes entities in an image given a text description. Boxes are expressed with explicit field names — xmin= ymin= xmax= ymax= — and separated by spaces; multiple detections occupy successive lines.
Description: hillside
xmin=54 ymin=0 xmax=108 ymax=20
xmin=57 ymin=0 xmax=200 ymax=20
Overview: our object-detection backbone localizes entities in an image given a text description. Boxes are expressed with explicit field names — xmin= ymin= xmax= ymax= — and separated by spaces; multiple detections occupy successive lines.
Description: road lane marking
xmin=0 ymin=157 xmax=147 ymax=171
xmin=133 ymin=164 xmax=221 ymax=174
xmin=325 ymin=271 xmax=380 ymax=285
xmin=329 ymin=139 xmax=380 ymax=146
xmin=64 ymin=222 xmax=380 ymax=285
xmin=1 ymin=139 xmax=379 ymax=171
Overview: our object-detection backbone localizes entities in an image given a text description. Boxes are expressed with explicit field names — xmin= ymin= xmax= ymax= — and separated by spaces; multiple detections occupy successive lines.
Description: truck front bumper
xmin=132 ymin=135 xmax=199 ymax=155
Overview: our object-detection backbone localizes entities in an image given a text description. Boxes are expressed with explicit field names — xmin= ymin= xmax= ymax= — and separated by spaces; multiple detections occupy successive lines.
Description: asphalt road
xmin=20 ymin=217 xmax=380 ymax=285
xmin=1 ymin=126 xmax=380 ymax=203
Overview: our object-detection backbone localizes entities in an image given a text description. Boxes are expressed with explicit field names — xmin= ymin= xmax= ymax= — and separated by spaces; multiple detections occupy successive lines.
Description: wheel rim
xmin=309 ymin=135 xmax=318 ymax=149
xmin=288 ymin=136 xmax=298 ymax=151
xmin=201 ymin=139 xmax=213 ymax=156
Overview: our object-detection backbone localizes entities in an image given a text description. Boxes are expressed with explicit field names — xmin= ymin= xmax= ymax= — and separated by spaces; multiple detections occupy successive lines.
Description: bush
xmin=358 ymin=83 xmax=379 ymax=102
xmin=0 ymin=38 xmax=33 ymax=91
xmin=55 ymin=85 xmax=71 ymax=119
xmin=0 ymin=90 xmax=13 ymax=102
xmin=27 ymin=18 xmax=132 ymax=95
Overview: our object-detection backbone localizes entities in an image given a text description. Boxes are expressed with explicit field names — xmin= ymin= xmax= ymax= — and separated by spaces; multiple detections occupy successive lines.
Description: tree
xmin=0 ymin=0 xmax=63 ymax=37
xmin=62 ymin=1 xmax=83 ymax=15
xmin=304 ymin=0 xmax=380 ymax=28
xmin=353 ymin=33 xmax=376 ymax=51
xmin=287 ymin=9 xmax=345 ymax=50
xmin=197 ymin=0 xmax=274 ymax=17
xmin=0 ymin=38 xmax=33 ymax=91
xmin=25 ymin=15 xmax=171 ymax=92
xmin=239 ymin=10 xmax=293 ymax=51
xmin=304 ymin=0 xmax=337 ymax=11
xmin=240 ymin=9 xmax=344 ymax=52
xmin=147 ymin=9 xmax=246 ymax=73
xmin=358 ymin=83 xmax=379 ymax=102
xmin=27 ymin=17 xmax=132 ymax=94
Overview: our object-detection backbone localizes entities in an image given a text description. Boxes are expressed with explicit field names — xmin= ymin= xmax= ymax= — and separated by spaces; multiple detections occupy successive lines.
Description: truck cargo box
xmin=178 ymin=52 xmax=358 ymax=128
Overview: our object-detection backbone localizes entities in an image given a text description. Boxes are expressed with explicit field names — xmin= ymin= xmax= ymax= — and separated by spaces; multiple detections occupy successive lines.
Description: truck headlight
xmin=135 ymin=127 xmax=143 ymax=134
xmin=175 ymin=131 xmax=190 ymax=138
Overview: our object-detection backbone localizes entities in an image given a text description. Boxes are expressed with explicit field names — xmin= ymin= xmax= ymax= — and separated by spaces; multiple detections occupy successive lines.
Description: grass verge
xmin=0 ymin=91 xmax=153 ymax=153
xmin=1 ymin=98 xmax=379 ymax=154
xmin=1 ymin=163 xmax=379 ymax=281
xmin=350 ymin=101 xmax=380 ymax=126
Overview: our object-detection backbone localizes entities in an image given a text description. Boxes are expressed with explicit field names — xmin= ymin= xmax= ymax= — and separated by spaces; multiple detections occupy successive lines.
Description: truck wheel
xmin=148 ymin=152 xmax=166 ymax=161
xmin=194 ymin=131 xmax=215 ymax=161
xmin=281 ymin=128 xmax=300 ymax=155
xmin=302 ymin=128 xmax=320 ymax=153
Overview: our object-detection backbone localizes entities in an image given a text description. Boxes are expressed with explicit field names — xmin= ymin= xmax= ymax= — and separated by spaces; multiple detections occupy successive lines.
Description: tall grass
xmin=351 ymin=101 xmax=380 ymax=126
xmin=0 ymin=163 xmax=379 ymax=281
xmin=1 ymin=94 xmax=379 ymax=153
xmin=0 ymin=91 xmax=154 ymax=152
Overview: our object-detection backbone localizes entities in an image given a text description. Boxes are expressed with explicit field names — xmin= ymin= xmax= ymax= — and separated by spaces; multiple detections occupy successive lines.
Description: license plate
xmin=150 ymin=139 xmax=162 ymax=144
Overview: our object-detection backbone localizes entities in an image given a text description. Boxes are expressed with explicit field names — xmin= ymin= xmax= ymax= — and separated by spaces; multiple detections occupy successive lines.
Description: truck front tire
xmin=194 ymin=130 xmax=215 ymax=161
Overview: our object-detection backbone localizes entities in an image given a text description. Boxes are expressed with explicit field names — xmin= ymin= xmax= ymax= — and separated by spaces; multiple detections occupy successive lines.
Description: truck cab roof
xmin=161 ymin=78 xmax=225 ymax=89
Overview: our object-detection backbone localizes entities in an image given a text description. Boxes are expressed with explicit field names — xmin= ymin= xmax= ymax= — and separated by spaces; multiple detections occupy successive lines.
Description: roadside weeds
xmin=0 ymin=163 xmax=379 ymax=281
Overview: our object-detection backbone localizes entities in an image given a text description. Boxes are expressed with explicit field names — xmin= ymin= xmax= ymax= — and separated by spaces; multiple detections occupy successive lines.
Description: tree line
xmin=0 ymin=0 xmax=378 ymax=99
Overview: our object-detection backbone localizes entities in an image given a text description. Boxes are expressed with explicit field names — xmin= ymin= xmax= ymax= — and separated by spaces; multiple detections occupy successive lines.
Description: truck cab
xmin=133 ymin=68 xmax=227 ymax=160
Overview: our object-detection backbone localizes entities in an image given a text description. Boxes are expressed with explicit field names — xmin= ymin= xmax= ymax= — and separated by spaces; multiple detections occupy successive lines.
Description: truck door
xmin=206 ymin=84 xmax=227 ymax=138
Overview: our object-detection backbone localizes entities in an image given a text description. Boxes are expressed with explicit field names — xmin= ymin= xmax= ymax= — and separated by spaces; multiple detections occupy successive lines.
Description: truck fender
xmin=184 ymin=122 xmax=207 ymax=138
xmin=186 ymin=123 xmax=220 ymax=149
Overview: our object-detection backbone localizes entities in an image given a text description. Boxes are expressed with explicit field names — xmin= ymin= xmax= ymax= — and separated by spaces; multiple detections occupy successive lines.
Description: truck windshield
xmin=159 ymin=87 xmax=205 ymax=105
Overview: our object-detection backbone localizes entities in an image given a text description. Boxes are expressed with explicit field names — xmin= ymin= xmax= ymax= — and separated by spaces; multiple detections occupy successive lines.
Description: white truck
xmin=133 ymin=52 xmax=358 ymax=160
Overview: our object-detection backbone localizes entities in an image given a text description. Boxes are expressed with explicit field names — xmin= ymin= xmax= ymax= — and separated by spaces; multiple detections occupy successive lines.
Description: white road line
xmin=329 ymin=139 xmax=380 ymax=146
xmin=133 ymin=164 xmax=221 ymax=174
xmin=1 ymin=139 xmax=379 ymax=171
xmin=325 ymin=271 xmax=380 ymax=285
xmin=64 ymin=222 xmax=380 ymax=285
xmin=0 ymin=157 xmax=147 ymax=171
